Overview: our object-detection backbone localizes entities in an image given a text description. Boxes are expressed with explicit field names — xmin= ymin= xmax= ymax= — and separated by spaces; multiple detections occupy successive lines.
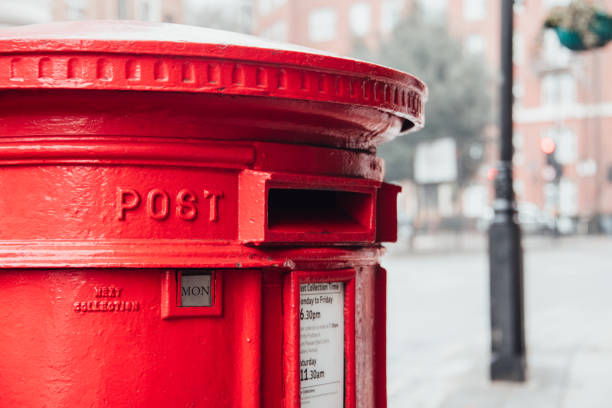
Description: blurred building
xmin=417 ymin=0 xmax=612 ymax=233
xmin=255 ymin=0 xmax=612 ymax=233
xmin=515 ymin=1 xmax=612 ymax=233
xmin=448 ymin=0 xmax=612 ymax=233
xmin=253 ymin=0 xmax=409 ymax=54
xmin=53 ymin=0 xmax=183 ymax=23
xmin=184 ymin=0 xmax=253 ymax=33
xmin=0 ymin=0 xmax=52 ymax=27
xmin=224 ymin=0 xmax=253 ymax=33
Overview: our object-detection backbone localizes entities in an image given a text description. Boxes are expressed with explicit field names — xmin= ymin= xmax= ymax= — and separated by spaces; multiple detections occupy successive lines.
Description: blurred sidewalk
xmin=386 ymin=231 xmax=560 ymax=254
xmin=383 ymin=235 xmax=612 ymax=408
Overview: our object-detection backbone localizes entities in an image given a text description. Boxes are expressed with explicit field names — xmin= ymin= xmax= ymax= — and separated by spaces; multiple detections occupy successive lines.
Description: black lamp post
xmin=488 ymin=0 xmax=526 ymax=382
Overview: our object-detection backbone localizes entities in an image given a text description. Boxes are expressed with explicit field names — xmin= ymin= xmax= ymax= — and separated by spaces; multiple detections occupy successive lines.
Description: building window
xmin=308 ymin=8 xmax=336 ymax=42
xmin=541 ymin=30 xmax=570 ymax=67
xmin=513 ymin=33 xmax=524 ymax=64
xmin=258 ymin=0 xmax=287 ymax=16
xmin=135 ymin=0 xmax=161 ymax=22
xmin=514 ymin=180 xmax=525 ymax=197
xmin=513 ymin=82 xmax=524 ymax=107
xmin=513 ymin=132 xmax=524 ymax=149
xmin=513 ymin=132 xmax=524 ymax=165
xmin=543 ymin=0 xmax=571 ymax=8
xmin=514 ymin=0 xmax=526 ymax=13
xmin=260 ymin=21 xmax=288 ymax=42
xmin=140 ymin=2 xmax=150 ymax=20
xmin=559 ymin=178 xmax=578 ymax=216
xmin=543 ymin=127 xmax=577 ymax=164
xmin=556 ymin=129 xmax=577 ymax=165
xmin=464 ymin=34 xmax=485 ymax=54
xmin=349 ymin=3 xmax=371 ymax=37
xmin=544 ymin=182 xmax=556 ymax=211
xmin=541 ymin=72 xmax=575 ymax=106
xmin=66 ymin=0 xmax=86 ymax=20
xmin=118 ymin=0 xmax=129 ymax=19
xmin=419 ymin=0 xmax=447 ymax=21
xmin=463 ymin=0 xmax=485 ymax=21
xmin=259 ymin=0 xmax=271 ymax=15
xmin=381 ymin=0 xmax=403 ymax=33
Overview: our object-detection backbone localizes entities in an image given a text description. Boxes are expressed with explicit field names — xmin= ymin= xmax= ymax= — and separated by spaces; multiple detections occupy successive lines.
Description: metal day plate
xmin=180 ymin=273 xmax=212 ymax=307
xmin=299 ymin=281 xmax=345 ymax=408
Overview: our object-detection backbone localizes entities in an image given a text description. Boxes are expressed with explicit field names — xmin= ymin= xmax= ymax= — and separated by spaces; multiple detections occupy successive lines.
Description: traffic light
xmin=540 ymin=137 xmax=562 ymax=182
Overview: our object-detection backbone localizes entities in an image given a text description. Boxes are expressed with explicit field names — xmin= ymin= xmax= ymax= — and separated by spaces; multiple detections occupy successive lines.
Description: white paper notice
xmin=299 ymin=281 xmax=344 ymax=408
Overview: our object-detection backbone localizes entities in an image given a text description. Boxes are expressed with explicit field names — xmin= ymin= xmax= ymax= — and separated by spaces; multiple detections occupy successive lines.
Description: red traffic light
xmin=539 ymin=137 xmax=556 ymax=155
xmin=487 ymin=167 xmax=498 ymax=181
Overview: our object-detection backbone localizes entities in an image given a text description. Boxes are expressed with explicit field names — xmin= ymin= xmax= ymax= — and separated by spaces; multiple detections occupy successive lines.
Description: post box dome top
xmin=0 ymin=20 xmax=426 ymax=133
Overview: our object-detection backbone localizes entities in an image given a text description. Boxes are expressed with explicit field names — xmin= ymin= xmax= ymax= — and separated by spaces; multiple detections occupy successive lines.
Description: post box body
xmin=0 ymin=22 xmax=426 ymax=407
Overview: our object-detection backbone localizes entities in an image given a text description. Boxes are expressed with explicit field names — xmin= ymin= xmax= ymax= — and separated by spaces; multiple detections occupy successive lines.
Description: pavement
xmin=382 ymin=234 xmax=612 ymax=408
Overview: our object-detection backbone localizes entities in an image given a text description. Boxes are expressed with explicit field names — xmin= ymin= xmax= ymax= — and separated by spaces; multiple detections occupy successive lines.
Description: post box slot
xmin=267 ymin=188 xmax=372 ymax=233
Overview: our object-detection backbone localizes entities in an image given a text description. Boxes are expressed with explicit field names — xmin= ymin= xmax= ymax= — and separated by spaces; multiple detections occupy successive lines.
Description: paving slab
xmin=383 ymin=235 xmax=612 ymax=408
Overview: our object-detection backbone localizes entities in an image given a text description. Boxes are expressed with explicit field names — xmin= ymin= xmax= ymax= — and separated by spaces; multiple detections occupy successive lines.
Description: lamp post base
xmin=488 ymin=198 xmax=526 ymax=382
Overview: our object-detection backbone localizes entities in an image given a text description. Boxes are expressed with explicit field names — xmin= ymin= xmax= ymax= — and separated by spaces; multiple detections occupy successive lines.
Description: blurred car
xmin=477 ymin=202 xmax=556 ymax=234
xmin=397 ymin=213 xmax=414 ymax=241
xmin=517 ymin=202 xmax=555 ymax=233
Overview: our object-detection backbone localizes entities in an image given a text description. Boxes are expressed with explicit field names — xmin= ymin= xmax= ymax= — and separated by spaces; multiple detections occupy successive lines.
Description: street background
xmin=3 ymin=0 xmax=612 ymax=406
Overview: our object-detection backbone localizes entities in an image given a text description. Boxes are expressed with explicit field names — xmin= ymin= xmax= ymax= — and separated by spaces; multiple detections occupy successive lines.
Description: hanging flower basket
xmin=544 ymin=1 xmax=612 ymax=51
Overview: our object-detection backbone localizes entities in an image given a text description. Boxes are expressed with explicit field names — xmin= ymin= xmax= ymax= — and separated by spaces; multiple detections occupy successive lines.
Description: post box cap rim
xmin=0 ymin=20 xmax=426 ymax=132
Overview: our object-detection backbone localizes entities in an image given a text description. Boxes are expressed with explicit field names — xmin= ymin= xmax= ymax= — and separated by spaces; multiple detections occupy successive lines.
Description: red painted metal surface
xmin=0 ymin=21 xmax=426 ymax=407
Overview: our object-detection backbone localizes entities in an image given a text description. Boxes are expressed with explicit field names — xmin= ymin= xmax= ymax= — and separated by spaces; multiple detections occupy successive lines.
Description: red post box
xmin=0 ymin=21 xmax=426 ymax=407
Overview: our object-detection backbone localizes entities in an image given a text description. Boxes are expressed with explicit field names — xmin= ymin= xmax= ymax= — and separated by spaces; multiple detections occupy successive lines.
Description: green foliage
xmin=355 ymin=12 xmax=492 ymax=183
